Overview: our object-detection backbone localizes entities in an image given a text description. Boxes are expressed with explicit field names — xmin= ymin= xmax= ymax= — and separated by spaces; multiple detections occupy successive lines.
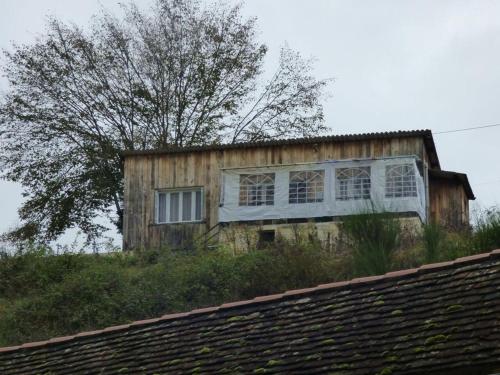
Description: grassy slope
xmin=1 ymin=210 xmax=499 ymax=347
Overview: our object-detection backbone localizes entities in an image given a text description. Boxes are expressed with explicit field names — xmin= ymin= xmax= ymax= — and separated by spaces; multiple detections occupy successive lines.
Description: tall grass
xmin=0 ymin=236 xmax=348 ymax=346
xmin=342 ymin=213 xmax=401 ymax=276
xmin=2 ymin=208 xmax=500 ymax=347
xmin=473 ymin=208 xmax=500 ymax=252
xmin=422 ymin=222 xmax=445 ymax=263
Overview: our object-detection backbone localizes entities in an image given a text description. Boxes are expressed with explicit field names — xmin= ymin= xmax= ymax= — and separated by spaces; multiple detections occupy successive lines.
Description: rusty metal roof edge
xmin=121 ymin=129 xmax=435 ymax=157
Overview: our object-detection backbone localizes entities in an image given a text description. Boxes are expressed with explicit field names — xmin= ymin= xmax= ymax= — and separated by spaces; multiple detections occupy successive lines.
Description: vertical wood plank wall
xmin=429 ymin=178 xmax=470 ymax=229
xmin=123 ymin=136 xmax=431 ymax=250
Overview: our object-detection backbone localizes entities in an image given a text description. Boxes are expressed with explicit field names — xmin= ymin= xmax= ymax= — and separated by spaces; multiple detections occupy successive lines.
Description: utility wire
xmin=474 ymin=179 xmax=500 ymax=186
xmin=434 ymin=123 xmax=500 ymax=134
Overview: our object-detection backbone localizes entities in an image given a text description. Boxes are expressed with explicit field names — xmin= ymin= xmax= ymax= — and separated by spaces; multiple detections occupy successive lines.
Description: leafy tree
xmin=0 ymin=0 xmax=330 ymax=243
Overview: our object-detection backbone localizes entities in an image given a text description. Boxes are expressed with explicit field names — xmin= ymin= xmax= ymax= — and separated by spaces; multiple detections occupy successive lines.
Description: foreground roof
xmin=2 ymin=250 xmax=500 ymax=375
xmin=122 ymin=129 xmax=441 ymax=169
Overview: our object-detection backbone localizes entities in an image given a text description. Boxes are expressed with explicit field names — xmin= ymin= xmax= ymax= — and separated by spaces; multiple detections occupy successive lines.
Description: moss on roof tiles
xmin=1 ymin=252 xmax=500 ymax=374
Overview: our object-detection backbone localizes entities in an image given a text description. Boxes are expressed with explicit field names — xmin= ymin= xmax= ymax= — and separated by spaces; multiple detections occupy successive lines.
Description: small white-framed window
xmin=239 ymin=173 xmax=275 ymax=206
xmin=385 ymin=164 xmax=417 ymax=198
xmin=156 ymin=188 xmax=203 ymax=223
xmin=336 ymin=166 xmax=371 ymax=200
xmin=289 ymin=170 xmax=325 ymax=204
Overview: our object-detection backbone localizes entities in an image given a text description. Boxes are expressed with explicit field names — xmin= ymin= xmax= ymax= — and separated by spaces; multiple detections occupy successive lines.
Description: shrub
xmin=472 ymin=207 xmax=500 ymax=253
xmin=422 ymin=222 xmax=445 ymax=263
xmin=2 ymin=208 xmax=500 ymax=346
xmin=342 ymin=213 xmax=401 ymax=277
xmin=0 ymin=239 xmax=348 ymax=346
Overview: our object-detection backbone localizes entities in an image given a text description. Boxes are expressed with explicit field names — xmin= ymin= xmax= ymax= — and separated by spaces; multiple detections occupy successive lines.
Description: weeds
xmin=342 ymin=213 xmax=401 ymax=276
xmin=422 ymin=222 xmax=445 ymax=263
xmin=2 ymin=208 xmax=500 ymax=346
xmin=472 ymin=207 xmax=500 ymax=252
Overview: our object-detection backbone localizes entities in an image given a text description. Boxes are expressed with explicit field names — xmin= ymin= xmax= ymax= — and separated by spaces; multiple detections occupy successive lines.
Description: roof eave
xmin=120 ymin=130 xmax=440 ymax=168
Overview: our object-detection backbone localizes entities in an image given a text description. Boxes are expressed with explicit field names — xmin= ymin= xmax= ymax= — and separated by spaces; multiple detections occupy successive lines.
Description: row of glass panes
xmin=238 ymin=164 xmax=417 ymax=206
xmin=157 ymin=189 xmax=203 ymax=223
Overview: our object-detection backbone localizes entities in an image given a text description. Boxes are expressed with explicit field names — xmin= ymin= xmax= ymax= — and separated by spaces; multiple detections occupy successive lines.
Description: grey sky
xmin=1 ymin=0 xmax=500 ymax=246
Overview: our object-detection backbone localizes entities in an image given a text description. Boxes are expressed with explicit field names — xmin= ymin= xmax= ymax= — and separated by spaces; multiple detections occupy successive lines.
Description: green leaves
xmin=0 ymin=0 xmax=330 ymax=243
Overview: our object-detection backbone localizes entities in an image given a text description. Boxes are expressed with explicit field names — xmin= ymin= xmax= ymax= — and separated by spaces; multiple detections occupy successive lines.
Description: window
xmin=289 ymin=170 xmax=325 ymax=204
xmin=336 ymin=167 xmax=371 ymax=200
xmin=257 ymin=230 xmax=276 ymax=249
xmin=239 ymin=173 xmax=275 ymax=206
xmin=157 ymin=188 xmax=203 ymax=223
xmin=385 ymin=164 xmax=417 ymax=198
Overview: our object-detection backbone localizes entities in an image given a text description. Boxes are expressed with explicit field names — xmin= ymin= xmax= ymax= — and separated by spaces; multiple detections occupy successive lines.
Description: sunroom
xmin=218 ymin=156 xmax=426 ymax=223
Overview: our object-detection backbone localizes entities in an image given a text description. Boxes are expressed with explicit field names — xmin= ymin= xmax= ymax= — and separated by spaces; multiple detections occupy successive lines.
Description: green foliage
xmin=0 ymin=0 xmax=330 ymax=243
xmin=472 ymin=208 xmax=500 ymax=252
xmin=422 ymin=208 xmax=500 ymax=263
xmin=422 ymin=222 xmax=444 ymax=263
xmin=0 ymin=237 xmax=345 ymax=346
xmin=342 ymin=213 xmax=401 ymax=276
xmin=2 ymin=209 xmax=500 ymax=347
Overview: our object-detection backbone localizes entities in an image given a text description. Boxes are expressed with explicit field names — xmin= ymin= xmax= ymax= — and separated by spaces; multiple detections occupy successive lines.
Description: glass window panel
xmin=385 ymin=164 xmax=417 ymax=198
xmin=158 ymin=193 xmax=167 ymax=223
xmin=156 ymin=188 xmax=202 ymax=223
xmin=169 ymin=192 xmax=180 ymax=222
xmin=195 ymin=191 xmax=202 ymax=220
xmin=182 ymin=191 xmax=192 ymax=221
xmin=288 ymin=170 xmax=325 ymax=204
xmin=335 ymin=167 xmax=371 ymax=200
xmin=239 ymin=173 xmax=275 ymax=206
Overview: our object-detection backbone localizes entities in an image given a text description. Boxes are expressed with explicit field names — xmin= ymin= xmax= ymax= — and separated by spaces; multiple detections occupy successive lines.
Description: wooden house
xmin=121 ymin=130 xmax=474 ymax=250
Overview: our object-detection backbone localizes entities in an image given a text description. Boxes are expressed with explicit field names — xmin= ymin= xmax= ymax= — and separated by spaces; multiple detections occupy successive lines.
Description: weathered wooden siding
xmin=429 ymin=177 xmax=470 ymax=230
xmin=123 ymin=136 xmax=428 ymax=250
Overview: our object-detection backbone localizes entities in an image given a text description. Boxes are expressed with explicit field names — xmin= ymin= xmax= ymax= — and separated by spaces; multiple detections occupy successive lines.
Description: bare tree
xmin=0 ymin=0 xmax=331 ymax=243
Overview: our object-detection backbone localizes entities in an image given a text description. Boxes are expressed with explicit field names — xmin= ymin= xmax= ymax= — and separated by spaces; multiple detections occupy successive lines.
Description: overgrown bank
xmin=1 ymin=209 xmax=500 ymax=347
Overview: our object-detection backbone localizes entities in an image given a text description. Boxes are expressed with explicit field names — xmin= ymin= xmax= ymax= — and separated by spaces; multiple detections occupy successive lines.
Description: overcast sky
xmin=1 ymin=0 xmax=500 ymax=247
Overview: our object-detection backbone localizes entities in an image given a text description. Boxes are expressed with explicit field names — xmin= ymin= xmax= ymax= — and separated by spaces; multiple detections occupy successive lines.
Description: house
xmin=1 ymin=250 xmax=500 ymax=374
xmin=121 ymin=130 xmax=474 ymax=250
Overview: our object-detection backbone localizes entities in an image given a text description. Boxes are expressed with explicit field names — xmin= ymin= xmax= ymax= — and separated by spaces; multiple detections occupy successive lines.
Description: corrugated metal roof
xmin=429 ymin=169 xmax=476 ymax=200
xmin=121 ymin=129 xmax=440 ymax=169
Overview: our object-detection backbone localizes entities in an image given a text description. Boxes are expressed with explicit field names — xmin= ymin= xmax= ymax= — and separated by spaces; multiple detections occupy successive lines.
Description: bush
xmin=342 ymin=213 xmax=401 ymax=277
xmin=472 ymin=207 xmax=500 ymax=253
xmin=2 ymin=208 xmax=499 ymax=346
xmin=422 ymin=222 xmax=445 ymax=263
xmin=0 ymin=237 xmax=348 ymax=346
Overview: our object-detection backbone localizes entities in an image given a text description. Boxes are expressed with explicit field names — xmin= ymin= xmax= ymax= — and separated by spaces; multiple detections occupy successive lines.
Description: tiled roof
xmin=2 ymin=250 xmax=500 ymax=374
xmin=121 ymin=129 xmax=441 ymax=169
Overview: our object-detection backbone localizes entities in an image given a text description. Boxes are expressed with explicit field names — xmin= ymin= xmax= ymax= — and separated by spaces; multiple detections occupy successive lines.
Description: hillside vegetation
xmin=1 ymin=209 xmax=499 ymax=347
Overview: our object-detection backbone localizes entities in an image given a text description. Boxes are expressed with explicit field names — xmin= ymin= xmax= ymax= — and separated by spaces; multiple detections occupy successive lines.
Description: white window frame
xmin=155 ymin=187 xmax=204 ymax=224
xmin=385 ymin=164 xmax=418 ymax=198
xmin=335 ymin=166 xmax=371 ymax=201
xmin=238 ymin=173 xmax=275 ymax=206
xmin=288 ymin=169 xmax=325 ymax=204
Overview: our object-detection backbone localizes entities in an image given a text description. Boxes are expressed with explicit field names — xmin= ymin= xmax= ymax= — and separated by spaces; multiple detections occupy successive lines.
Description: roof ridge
xmin=121 ymin=129 xmax=433 ymax=156
xmin=1 ymin=248 xmax=498 ymax=354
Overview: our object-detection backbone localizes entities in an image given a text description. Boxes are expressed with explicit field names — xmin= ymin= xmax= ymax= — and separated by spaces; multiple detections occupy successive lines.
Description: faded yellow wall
xmin=218 ymin=216 xmax=424 ymax=253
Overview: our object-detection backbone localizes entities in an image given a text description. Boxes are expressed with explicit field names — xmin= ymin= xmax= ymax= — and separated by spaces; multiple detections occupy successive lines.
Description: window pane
xmin=195 ymin=190 xmax=202 ymax=220
xmin=385 ymin=164 xmax=417 ymax=198
xmin=289 ymin=170 xmax=324 ymax=204
xmin=182 ymin=191 xmax=192 ymax=221
xmin=335 ymin=167 xmax=371 ymax=200
xmin=170 ymin=192 xmax=180 ymax=222
xmin=158 ymin=193 xmax=167 ymax=223
xmin=239 ymin=174 xmax=275 ymax=206
xmin=156 ymin=189 xmax=202 ymax=223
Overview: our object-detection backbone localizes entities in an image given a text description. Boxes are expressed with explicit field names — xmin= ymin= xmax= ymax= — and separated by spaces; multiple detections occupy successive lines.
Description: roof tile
xmin=1 ymin=250 xmax=499 ymax=374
